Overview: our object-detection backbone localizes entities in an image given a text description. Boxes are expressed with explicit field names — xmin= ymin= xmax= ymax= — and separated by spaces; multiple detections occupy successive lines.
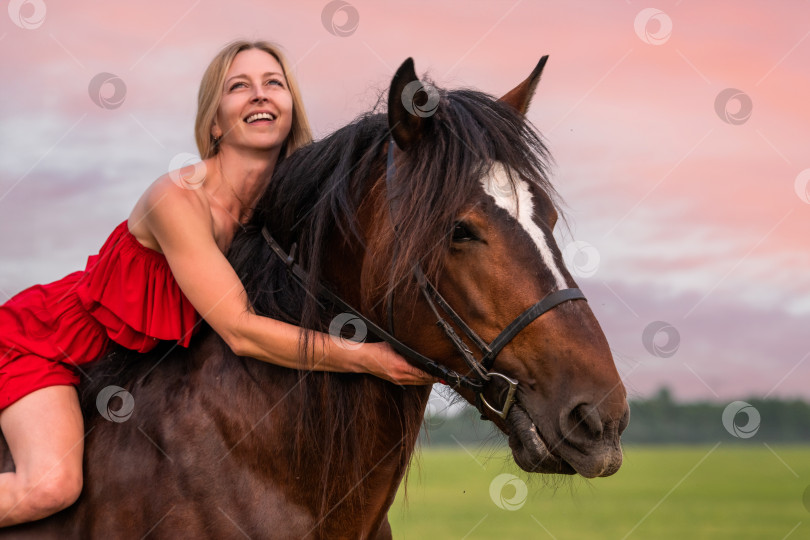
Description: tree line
xmin=420 ymin=388 xmax=810 ymax=446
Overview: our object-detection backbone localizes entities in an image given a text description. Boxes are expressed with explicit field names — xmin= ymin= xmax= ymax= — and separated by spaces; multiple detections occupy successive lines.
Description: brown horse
xmin=0 ymin=57 xmax=628 ymax=538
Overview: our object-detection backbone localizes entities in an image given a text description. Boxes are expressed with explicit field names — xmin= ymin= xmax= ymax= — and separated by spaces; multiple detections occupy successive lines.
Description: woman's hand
xmin=352 ymin=342 xmax=438 ymax=386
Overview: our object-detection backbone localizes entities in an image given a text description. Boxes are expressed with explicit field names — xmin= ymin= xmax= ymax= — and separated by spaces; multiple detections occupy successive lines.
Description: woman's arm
xmin=140 ymin=181 xmax=434 ymax=385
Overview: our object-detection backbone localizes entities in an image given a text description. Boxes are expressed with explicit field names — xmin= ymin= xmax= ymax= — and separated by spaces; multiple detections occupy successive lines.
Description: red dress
xmin=0 ymin=221 xmax=199 ymax=409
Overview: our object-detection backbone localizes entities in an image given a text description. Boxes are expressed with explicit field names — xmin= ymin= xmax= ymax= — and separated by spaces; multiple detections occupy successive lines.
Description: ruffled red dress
xmin=0 ymin=221 xmax=199 ymax=409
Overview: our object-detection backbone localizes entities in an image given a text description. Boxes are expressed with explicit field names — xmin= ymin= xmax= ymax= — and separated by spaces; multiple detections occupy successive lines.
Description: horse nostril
xmin=560 ymin=402 xmax=604 ymax=451
xmin=581 ymin=403 xmax=604 ymax=439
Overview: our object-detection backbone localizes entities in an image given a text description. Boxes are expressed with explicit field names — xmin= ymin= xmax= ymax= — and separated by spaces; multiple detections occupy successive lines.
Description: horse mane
xmin=81 ymin=81 xmax=560 ymax=527
xmin=246 ymin=86 xmax=560 ymax=314
xmin=228 ymin=84 xmax=559 ymax=519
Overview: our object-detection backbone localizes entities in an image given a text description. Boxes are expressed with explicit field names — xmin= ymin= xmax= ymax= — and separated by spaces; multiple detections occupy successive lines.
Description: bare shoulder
xmin=128 ymin=172 xmax=212 ymax=251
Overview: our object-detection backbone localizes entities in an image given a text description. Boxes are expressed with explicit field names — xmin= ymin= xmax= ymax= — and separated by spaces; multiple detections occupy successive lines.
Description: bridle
xmin=260 ymin=136 xmax=586 ymax=420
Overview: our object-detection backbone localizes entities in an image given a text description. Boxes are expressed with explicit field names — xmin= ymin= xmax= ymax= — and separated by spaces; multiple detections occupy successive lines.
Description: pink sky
xmin=1 ymin=0 xmax=808 ymax=401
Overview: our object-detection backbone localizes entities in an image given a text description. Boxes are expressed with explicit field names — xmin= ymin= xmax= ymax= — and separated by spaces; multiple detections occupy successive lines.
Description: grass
xmin=388 ymin=445 xmax=810 ymax=539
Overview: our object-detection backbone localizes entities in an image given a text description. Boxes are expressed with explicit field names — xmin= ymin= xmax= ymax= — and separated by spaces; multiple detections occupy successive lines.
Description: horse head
xmin=363 ymin=57 xmax=630 ymax=478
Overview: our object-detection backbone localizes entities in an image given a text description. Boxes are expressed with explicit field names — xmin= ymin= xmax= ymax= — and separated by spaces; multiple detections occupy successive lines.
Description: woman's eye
xmin=229 ymin=82 xmax=246 ymax=91
xmin=451 ymin=222 xmax=475 ymax=243
xmin=267 ymin=79 xmax=284 ymax=87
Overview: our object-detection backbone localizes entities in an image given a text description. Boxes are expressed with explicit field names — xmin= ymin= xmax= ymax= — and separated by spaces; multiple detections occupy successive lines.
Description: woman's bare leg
xmin=0 ymin=385 xmax=84 ymax=526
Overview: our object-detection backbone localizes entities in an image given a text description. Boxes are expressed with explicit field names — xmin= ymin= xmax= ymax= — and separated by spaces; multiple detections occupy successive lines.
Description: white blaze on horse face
xmin=481 ymin=163 xmax=568 ymax=291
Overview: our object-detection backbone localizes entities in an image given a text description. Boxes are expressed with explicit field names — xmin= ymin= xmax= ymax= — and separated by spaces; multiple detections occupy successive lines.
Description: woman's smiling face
xmin=212 ymin=48 xmax=293 ymax=154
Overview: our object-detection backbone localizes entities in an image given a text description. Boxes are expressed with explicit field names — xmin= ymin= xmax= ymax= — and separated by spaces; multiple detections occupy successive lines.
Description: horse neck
xmin=295 ymin=194 xmax=434 ymax=525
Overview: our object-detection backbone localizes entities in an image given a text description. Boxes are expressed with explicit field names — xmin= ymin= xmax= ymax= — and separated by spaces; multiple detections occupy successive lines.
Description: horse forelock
xmin=372 ymin=87 xmax=562 ymax=299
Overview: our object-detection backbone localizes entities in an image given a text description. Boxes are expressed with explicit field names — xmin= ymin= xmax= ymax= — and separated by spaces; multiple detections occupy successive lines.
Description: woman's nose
xmin=251 ymin=85 xmax=269 ymax=102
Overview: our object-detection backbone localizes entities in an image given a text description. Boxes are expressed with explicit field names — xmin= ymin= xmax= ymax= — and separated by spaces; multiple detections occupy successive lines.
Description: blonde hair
xmin=195 ymin=40 xmax=313 ymax=159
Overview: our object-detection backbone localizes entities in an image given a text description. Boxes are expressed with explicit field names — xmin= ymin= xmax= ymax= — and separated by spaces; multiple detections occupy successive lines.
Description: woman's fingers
xmin=365 ymin=342 xmax=437 ymax=385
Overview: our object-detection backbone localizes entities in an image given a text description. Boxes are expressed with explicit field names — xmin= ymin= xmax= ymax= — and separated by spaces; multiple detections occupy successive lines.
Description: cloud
xmin=582 ymin=279 xmax=810 ymax=401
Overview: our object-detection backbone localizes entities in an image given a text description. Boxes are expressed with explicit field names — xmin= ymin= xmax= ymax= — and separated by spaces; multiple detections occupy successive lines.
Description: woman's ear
xmin=210 ymin=121 xmax=222 ymax=140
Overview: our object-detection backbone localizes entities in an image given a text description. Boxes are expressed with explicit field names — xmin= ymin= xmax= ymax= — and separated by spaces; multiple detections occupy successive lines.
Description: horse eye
xmin=451 ymin=222 xmax=475 ymax=242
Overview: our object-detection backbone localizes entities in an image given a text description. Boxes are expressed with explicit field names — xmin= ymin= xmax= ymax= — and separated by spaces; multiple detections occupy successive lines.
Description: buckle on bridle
xmin=478 ymin=372 xmax=519 ymax=420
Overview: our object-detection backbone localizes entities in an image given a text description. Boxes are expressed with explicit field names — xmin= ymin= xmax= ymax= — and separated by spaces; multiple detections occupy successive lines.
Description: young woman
xmin=0 ymin=40 xmax=434 ymax=526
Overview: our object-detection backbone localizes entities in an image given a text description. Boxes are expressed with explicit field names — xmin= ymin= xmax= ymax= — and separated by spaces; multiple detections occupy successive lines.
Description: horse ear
xmin=498 ymin=55 xmax=549 ymax=116
xmin=388 ymin=58 xmax=437 ymax=150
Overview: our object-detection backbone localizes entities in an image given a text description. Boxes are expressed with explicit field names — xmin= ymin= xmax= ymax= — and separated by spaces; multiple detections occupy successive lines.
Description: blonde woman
xmin=0 ymin=40 xmax=433 ymax=526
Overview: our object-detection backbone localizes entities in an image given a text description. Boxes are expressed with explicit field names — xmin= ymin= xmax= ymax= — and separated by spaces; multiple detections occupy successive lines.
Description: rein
xmin=259 ymin=136 xmax=586 ymax=420
xmin=260 ymin=228 xmax=485 ymax=392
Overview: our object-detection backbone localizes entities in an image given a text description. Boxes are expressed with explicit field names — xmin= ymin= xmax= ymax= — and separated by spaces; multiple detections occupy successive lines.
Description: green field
xmin=388 ymin=445 xmax=810 ymax=539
